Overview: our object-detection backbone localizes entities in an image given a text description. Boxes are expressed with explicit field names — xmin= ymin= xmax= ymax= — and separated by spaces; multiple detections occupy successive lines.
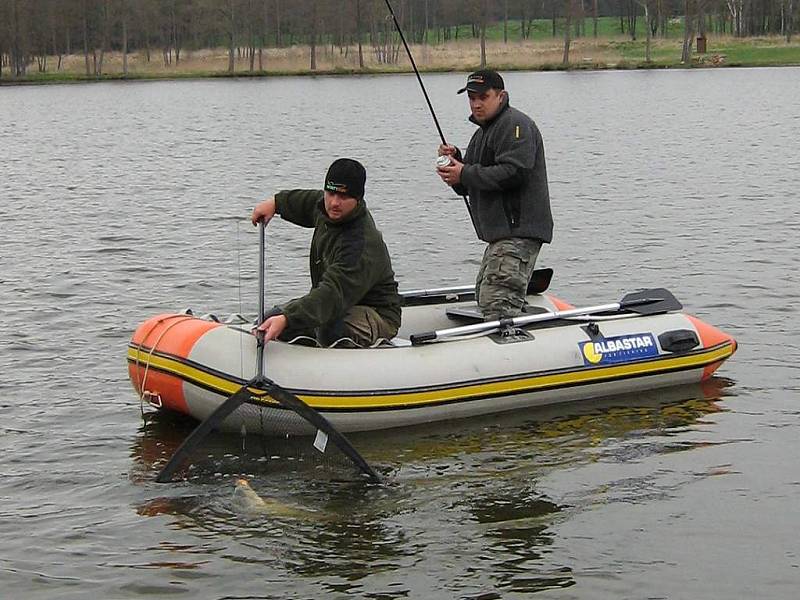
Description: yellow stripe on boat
xmin=127 ymin=341 xmax=734 ymax=411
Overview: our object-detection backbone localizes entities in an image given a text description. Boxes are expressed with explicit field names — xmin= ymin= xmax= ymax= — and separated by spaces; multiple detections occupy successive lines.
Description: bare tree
xmin=785 ymin=0 xmax=795 ymax=41
xmin=8 ymin=0 xmax=29 ymax=77
xmin=117 ymin=0 xmax=128 ymax=75
xmin=681 ymin=0 xmax=695 ymax=63
xmin=273 ymin=0 xmax=282 ymax=46
xmin=309 ymin=0 xmax=317 ymax=70
xmin=223 ymin=0 xmax=235 ymax=73
xmin=81 ymin=0 xmax=92 ymax=75
xmin=626 ymin=0 xmax=638 ymax=39
xmin=480 ymin=0 xmax=487 ymax=68
xmin=259 ymin=0 xmax=268 ymax=71
xmin=725 ymin=0 xmax=743 ymax=36
xmin=247 ymin=0 xmax=256 ymax=71
xmin=0 ymin=2 xmax=6 ymax=79
xmin=97 ymin=0 xmax=111 ymax=74
xmin=635 ymin=0 xmax=653 ymax=62
xmin=563 ymin=0 xmax=572 ymax=65
xmin=7 ymin=0 xmax=798 ymax=80
xmin=503 ymin=0 xmax=508 ymax=43
xmin=356 ymin=0 xmax=364 ymax=69
xmin=371 ymin=0 xmax=401 ymax=65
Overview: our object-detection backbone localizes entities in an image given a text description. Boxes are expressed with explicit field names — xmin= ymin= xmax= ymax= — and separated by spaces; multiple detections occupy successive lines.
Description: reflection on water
xmin=129 ymin=379 xmax=730 ymax=595
xmin=469 ymin=488 xmax=571 ymax=594
xmin=132 ymin=379 xmax=731 ymax=480
xmin=4 ymin=68 xmax=797 ymax=598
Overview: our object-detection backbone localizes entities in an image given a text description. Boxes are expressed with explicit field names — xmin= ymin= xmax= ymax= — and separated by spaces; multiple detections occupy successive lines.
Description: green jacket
xmin=274 ymin=189 xmax=401 ymax=332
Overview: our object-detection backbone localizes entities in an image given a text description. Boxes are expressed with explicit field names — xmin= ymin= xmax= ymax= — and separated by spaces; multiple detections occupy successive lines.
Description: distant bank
xmin=2 ymin=36 xmax=799 ymax=85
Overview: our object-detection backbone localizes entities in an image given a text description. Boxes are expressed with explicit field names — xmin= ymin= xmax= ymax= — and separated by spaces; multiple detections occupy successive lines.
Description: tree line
xmin=0 ymin=0 xmax=796 ymax=78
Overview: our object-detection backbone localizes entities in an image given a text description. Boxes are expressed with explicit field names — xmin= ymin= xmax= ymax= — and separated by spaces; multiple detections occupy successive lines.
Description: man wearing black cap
xmin=437 ymin=69 xmax=553 ymax=320
xmin=251 ymin=158 xmax=401 ymax=347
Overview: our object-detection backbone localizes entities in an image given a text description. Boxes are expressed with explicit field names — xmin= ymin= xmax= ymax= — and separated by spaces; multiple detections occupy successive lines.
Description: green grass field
xmin=468 ymin=15 xmax=686 ymax=41
xmin=710 ymin=39 xmax=800 ymax=64
xmin=435 ymin=17 xmax=800 ymax=68
xmin=611 ymin=35 xmax=800 ymax=66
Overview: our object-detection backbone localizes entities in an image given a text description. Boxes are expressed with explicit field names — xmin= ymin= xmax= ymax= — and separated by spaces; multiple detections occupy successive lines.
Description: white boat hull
xmin=128 ymin=293 xmax=736 ymax=434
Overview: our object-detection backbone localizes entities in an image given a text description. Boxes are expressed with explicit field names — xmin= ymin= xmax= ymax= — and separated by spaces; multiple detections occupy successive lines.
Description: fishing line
xmin=156 ymin=229 xmax=381 ymax=483
xmin=382 ymin=0 xmax=475 ymax=225
xmin=383 ymin=0 xmax=446 ymax=145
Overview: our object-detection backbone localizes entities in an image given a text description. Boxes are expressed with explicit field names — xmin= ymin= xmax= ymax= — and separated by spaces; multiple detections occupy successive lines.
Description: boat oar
xmin=156 ymin=222 xmax=380 ymax=484
xmin=409 ymin=288 xmax=682 ymax=345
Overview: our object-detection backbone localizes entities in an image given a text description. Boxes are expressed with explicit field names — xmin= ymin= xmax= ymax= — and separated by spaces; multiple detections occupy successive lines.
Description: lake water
xmin=1 ymin=67 xmax=799 ymax=599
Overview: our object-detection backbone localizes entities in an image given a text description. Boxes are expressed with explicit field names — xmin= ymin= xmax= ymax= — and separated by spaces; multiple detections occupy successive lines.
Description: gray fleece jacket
xmin=452 ymin=95 xmax=554 ymax=244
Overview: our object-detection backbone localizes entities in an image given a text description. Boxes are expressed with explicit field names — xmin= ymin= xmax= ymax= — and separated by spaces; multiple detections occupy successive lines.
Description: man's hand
xmin=437 ymin=158 xmax=464 ymax=187
xmin=251 ymin=197 xmax=277 ymax=226
xmin=438 ymin=143 xmax=458 ymax=157
xmin=255 ymin=314 xmax=288 ymax=343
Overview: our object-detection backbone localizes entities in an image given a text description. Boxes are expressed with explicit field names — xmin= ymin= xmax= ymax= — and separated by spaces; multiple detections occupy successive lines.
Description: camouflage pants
xmin=475 ymin=238 xmax=542 ymax=320
xmin=279 ymin=305 xmax=398 ymax=347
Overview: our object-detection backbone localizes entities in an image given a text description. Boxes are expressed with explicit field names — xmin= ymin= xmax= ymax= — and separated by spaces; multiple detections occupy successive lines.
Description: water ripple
xmin=1 ymin=69 xmax=799 ymax=600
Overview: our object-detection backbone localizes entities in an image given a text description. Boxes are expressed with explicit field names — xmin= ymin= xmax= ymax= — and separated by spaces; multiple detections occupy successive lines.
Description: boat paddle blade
xmin=264 ymin=381 xmax=381 ymax=484
xmin=527 ymin=267 xmax=553 ymax=295
xmin=620 ymin=288 xmax=683 ymax=315
xmin=155 ymin=382 xmax=254 ymax=483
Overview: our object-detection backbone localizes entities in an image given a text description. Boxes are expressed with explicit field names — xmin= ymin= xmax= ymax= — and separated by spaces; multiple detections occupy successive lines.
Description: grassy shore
xmin=3 ymin=33 xmax=799 ymax=85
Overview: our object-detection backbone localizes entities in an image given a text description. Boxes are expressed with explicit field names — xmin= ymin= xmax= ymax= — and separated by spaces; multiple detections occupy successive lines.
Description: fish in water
xmin=231 ymin=478 xmax=320 ymax=520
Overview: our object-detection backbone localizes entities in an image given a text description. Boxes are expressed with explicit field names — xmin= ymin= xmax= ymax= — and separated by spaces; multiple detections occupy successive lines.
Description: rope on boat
xmin=134 ymin=314 xmax=195 ymax=419
xmin=284 ymin=335 xmax=322 ymax=347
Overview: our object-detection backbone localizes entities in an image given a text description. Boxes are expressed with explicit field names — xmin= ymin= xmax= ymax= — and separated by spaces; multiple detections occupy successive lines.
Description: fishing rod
xmin=382 ymin=0 xmax=446 ymax=145
xmin=382 ymin=0 xmax=475 ymax=226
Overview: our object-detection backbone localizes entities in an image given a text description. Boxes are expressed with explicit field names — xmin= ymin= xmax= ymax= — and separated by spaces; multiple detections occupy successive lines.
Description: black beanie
xmin=324 ymin=158 xmax=366 ymax=201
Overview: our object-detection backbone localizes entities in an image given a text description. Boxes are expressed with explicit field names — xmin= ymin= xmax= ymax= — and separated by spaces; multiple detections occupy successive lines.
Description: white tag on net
xmin=313 ymin=429 xmax=328 ymax=454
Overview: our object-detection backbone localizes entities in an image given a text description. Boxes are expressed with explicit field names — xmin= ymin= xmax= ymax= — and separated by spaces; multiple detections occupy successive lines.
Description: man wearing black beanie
xmin=251 ymin=158 xmax=401 ymax=347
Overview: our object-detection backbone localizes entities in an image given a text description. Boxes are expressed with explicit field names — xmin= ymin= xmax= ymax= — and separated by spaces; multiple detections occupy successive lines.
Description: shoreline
xmin=3 ymin=35 xmax=798 ymax=86
xmin=3 ymin=61 xmax=799 ymax=87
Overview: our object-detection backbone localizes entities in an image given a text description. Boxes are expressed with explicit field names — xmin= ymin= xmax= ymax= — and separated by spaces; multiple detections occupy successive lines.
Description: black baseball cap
xmin=457 ymin=69 xmax=505 ymax=94
xmin=324 ymin=158 xmax=366 ymax=200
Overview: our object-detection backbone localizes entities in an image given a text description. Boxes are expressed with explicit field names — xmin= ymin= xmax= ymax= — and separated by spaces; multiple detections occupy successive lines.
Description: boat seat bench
xmin=445 ymin=304 xmax=549 ymax=323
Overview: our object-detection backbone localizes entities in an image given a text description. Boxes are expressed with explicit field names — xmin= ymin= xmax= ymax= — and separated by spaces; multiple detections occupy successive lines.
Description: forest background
xmin=1 ymin=0 xmax=798 ymax=82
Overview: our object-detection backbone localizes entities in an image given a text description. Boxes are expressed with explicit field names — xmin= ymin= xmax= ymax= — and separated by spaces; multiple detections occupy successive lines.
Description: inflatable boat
xmin=127 ymin=276 xmax=737 ymax=435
